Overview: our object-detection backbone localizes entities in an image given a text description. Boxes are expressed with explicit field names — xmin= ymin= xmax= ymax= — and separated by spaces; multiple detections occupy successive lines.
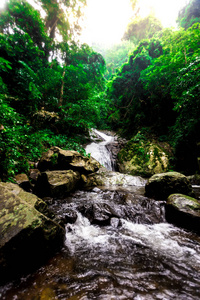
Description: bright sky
xmin=80 ymin=0 xmax=189 ymax=46
xmin=0 ymin=0 xmax=189 ymax=46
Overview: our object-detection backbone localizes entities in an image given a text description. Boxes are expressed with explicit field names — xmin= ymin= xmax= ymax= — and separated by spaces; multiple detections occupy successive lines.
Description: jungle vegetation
xmin=0 ymin=0 xmax=200 ymax=180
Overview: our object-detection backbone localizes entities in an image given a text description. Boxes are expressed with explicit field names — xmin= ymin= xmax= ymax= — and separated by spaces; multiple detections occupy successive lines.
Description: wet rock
xmin=14 ymin=173 xmax=33 ymax=192
xmin=165 ymin=194 xmax=200 ymax=234
xmin=35 ymin=170 xmax=81 ymax=198
xmin=117 ymin=137 xmax=172 ymax=177
xmin=78 ymin=203 xmax=119 ymax=226
xmin=145 ymin=172 xmax=194 ymax=200
xmin=29 ymin=168 xmax=41 ymax=184
xmin=38 ymin=146 xmax=100 ymax=174
xmin=81 ymin=167 xmax=147 ymax=188
xmin=0 ymin=182 xmax=64 ymax=284
xmin=187 ymin=174 xmax=200 ymax=185
xmin=63 ymin=209 xmax=78 ymax=224
xmin=38 ymin=147 xmax=59 ymax=171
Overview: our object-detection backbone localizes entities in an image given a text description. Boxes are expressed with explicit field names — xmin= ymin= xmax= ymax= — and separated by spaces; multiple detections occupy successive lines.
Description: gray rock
xmin=35 ymin=170 xmax=80 ymax=198
xmin=165 ymin=193 xmax=200 ymax=234
xmin=38 ymin=146 xmax=100 ymax=174
xmin=145 ymin=171 xmax=194 ymax=200
xmin=0 ymin=182 xmax=64 ymax=284
xmin=14 ymin=173 xmax=33 ymax=192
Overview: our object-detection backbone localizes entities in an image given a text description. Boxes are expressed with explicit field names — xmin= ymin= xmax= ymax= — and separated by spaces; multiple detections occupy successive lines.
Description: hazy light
xmin=138 ymin=0 xmax=189 ymax=28
xmin=0 ymin=0 xmax=7 ymax=9
xmin=80 ymin=0 xmax=189 ymax=46
xmin=80 ymin=0 xmax=132 ymax=47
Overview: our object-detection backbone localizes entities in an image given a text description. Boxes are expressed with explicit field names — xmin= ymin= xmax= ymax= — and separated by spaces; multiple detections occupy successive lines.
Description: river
xmin=1 ymin=130 xmax=200 ymax=299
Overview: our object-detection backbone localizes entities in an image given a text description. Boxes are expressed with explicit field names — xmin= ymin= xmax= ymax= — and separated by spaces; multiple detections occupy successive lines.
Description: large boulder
xmin=117 ymin=137 xmax=171 ymax=177
xmin=35 ymin=170 xmax=80 ymax=198
xmin=0 ymin=182 xmax=64 ymax=284
xmin=165 ymin=194 xmax=200 ymax=234
xmin=81 ymin=167 xmax=147 ymax=188
xmin=38 ymin=146 xmax=100 ymax=174
xmin=145 ymin=172 xmax=194 ymax=200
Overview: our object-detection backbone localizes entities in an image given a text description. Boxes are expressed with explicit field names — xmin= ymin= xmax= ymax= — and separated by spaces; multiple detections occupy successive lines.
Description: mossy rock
xmin=0 ymin=182 xmax=64 ymax=284
xmin=145 ymin=172 xmax=194 ymax=200
xmin=38 ymin=146 xmax=100 ymax=174
xmin=35 ymin=170 xmax=81 ymax=198
xmin=166 ymin=194 xmax=200 ymax=234
xmin=117 ymin=138 xmax=171 ymax=177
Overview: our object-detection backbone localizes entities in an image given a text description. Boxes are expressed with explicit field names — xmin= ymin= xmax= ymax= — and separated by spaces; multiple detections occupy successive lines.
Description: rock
xmin=81 ymin=167 xmax=147 ymax=188
xmin=187 ymin=174 xmax=200 ymax=185
xmin=58 ymin=148 xmax=100 ymax=174
xmin=165 ymin=194 xmax=200 ymax=234
xmin=145 ymin=172 xmax=194 ymax=200
xmin=0 ymin=182 xmax=64 ymax=284
xmin=29 ymin=168 xmax=41 ymax=184
xmin=63 ymin=209 xmax=77 ymax=224
xmin=38 ymin=146 xmax=100 ymax=174
xmin=14 ymin=173 xmax=33 ymax=192
xmin=31 ymin=110 xmax=59 ymax=132
xmin=37 ymin=147 xmax=59 ymax=171
xmin=117 ymin=137 xmax=171 ymax=177
xmin=35 ymin=170 xmax=80 ymax=198
xmin=78 ymin=202 xmax=120 ymax=226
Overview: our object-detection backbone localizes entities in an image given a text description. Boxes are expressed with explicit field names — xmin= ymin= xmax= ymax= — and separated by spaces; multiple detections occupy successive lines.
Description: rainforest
xmin=0 ymin=0 xmax=200 ymax=180
xmin=1 ymin=1 xmax=200 ymax=299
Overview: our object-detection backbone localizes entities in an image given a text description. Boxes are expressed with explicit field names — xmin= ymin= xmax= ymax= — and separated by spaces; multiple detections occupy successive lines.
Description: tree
xmin=177 ymin=0 xmax=200 ymax=29
xmin=123 ymin=15 xmax=163 ymax=44
xmin=38 ymin=0 xmax=86 ymax=41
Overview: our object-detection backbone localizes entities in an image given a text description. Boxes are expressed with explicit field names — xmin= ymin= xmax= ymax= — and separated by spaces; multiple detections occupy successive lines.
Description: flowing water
xmin=85 ymin=129 xmax=115 ymax=171
xmin=1 ymin=131 xmax=200 ymax=300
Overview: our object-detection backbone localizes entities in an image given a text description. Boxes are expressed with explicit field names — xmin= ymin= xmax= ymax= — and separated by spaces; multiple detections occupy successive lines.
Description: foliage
xmin=0 ymin=0 xmax=107 ymax=180
xmin=123 ymin=15 xmax=163 ymax=44
xmin=177 ymin=0 xmax=200 ymax=29
xmin=107 ymin=38 xmax=163 ymax=135
xmin=102 ymin=41 xmax=136 ymax=80
xmin=107 ymin=21 xmax=200 ymax=173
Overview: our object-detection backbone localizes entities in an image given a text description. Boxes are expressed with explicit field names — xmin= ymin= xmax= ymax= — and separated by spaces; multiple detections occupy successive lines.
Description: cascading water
xmin=1 ymin=131 xmax=200 ymax=300
xmin=85 ymin=129 xmax=115 ymax=171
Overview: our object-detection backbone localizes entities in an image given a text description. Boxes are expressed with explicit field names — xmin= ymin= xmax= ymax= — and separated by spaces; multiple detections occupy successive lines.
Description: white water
xmin=1 ymin=131 xmax=200 ymax=300
xmin=85 ymin=129 xmax=115 ymax=170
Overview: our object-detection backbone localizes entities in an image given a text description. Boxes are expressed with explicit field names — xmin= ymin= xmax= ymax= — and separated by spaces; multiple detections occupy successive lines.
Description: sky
xmin=80 ymin=0 xmax=189 ymax=47
xmin=0 ymin=0 xmax=189 ymax=46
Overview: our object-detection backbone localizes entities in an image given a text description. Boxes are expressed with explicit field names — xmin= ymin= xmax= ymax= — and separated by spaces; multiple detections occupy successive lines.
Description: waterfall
xmin=1 ymin=132 xmax=200 ymax=300
xmin=85 ymin=129 xmax=115 ymax=171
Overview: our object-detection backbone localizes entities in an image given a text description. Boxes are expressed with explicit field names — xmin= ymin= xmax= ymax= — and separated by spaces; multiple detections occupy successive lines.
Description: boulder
xmin=145 ymin=172 xmax=194 ymax=200
xmin=31 ymin=110 xmax=59 ymax=132
xmin=29 ymin=168 xmax=41 ymax=184
xmin=14 ymin=173 xmax=33 ymax=192
xmin=117 ymin=138 xmax=171 ymax=177
xmin=38 ymin=146 xmax=100 ymax=174
xmin=35 ymin=170 xmax=80 ymax=198
xmin=0 ymin=182 xmax=64 ymax=284
xmin=165 ymin=194 xmax=200 ymax=234
xmin=81 ymin=167 xmax=147 ymax=188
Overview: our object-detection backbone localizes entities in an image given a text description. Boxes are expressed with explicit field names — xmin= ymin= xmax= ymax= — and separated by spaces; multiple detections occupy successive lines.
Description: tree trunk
xmin=58 ymin=68 xmax=66 ymax=107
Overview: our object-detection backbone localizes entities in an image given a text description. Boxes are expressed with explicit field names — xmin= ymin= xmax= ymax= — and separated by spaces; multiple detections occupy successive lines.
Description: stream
xmin=1 ymin=130 xmax=200 ymax=299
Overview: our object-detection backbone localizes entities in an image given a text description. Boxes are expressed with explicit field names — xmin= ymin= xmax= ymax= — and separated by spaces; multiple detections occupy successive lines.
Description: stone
xmin=165 ymin=194 xmax=200 ymax=234
xmin=0 ymin=182 xmax=64 ymax=284
xmin=35 ymin=170 xmax=80 ymax=198
xmin=81 ymin=167 xmax=147 ymax=188
xmin=58 ymin=148 xmax=100 ymax=174
xmin=14 ymin=173 xmax=33 ymax=192
xmin=145 ymin=171 xmax=194 ymax=200
xmin=117 ymin=138 xmax=171 ymax=177
xmin=38 ymin=146 xmax=100 ymax=174
xmin=29 ymin=168 xmax=41 ymax=184
xmin=37 ymin=147 xmax=59 ymax=171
